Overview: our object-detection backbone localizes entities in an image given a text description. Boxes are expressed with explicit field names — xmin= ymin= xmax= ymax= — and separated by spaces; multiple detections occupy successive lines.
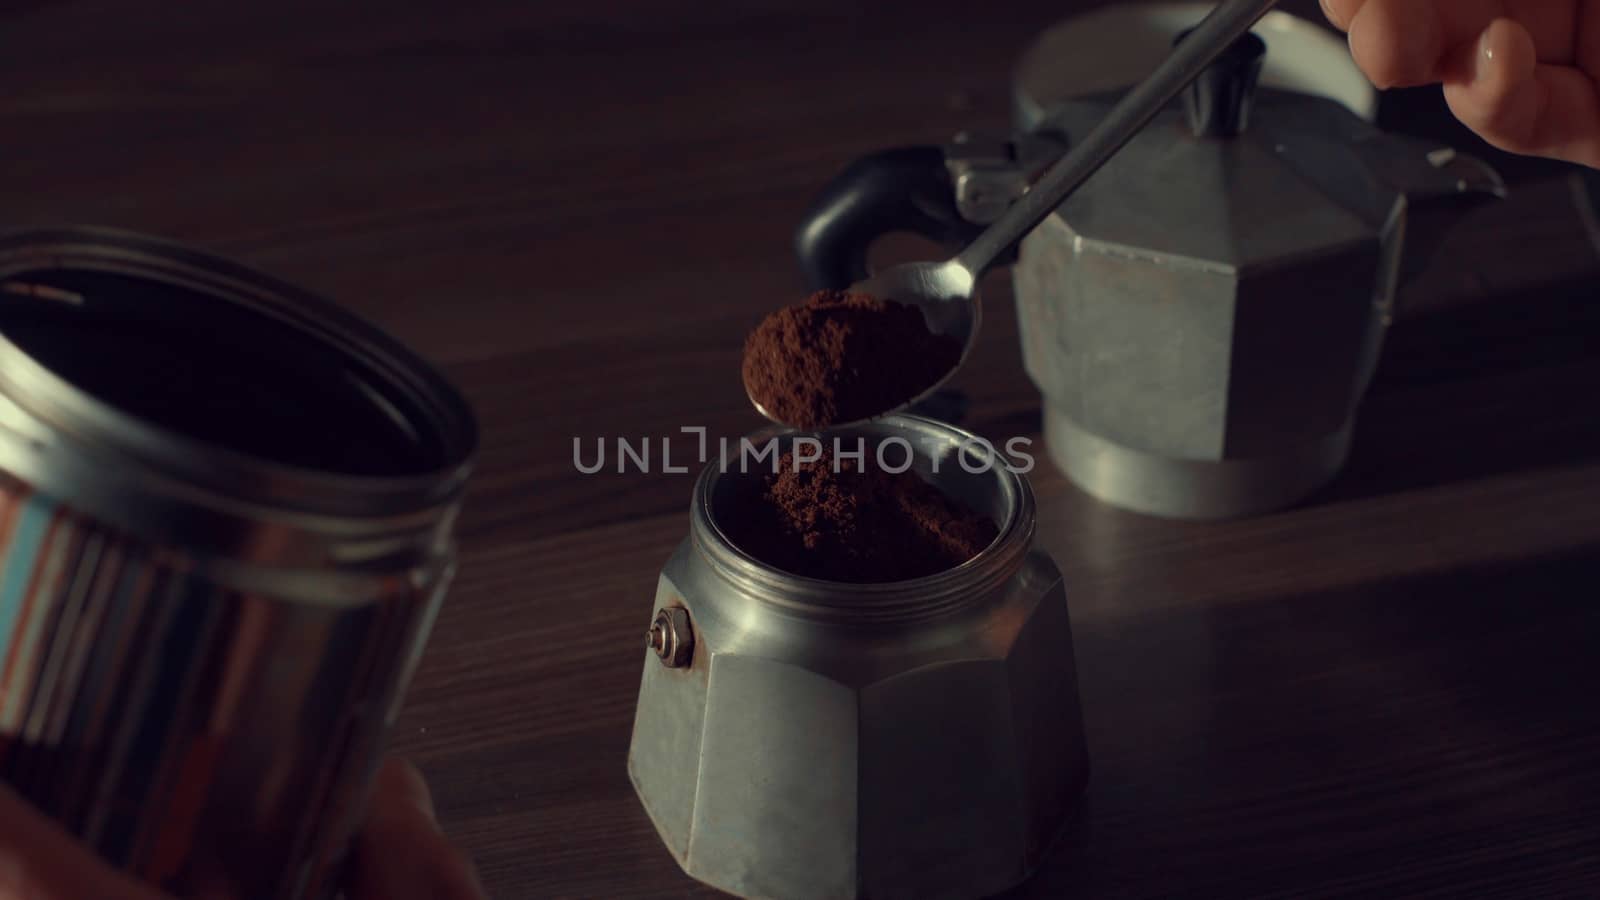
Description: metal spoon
xmin=750 ymin=0 xmax=1281 ymax=428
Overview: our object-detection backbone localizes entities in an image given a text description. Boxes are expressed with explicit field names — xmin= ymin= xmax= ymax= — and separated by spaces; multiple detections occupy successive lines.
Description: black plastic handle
xmin=794 ymin=146 xmax=987 ymax=291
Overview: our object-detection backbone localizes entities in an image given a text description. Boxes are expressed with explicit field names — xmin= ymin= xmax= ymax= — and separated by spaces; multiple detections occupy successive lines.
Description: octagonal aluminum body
xmin=1014 ymin=89 xmax=1500 ymax=519
xmin=628 ymin=416 xmax=1089 ymax=900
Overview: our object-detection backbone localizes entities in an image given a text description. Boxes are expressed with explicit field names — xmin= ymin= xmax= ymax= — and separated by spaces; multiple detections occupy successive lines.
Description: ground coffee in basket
xmin=726 ymin=448 xmax=999 ymax=583
xmin=741 ymin=290 xmax=962 ymax=428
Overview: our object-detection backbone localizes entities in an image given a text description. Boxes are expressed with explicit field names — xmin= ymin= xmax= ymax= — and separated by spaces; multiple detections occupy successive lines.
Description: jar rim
xmin=0 ymin=226 xmax=477 ymax=529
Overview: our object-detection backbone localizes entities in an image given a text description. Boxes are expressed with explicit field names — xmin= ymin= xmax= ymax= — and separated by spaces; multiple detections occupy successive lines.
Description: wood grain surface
xmin=3 ymin=1 xmax=1599 ymax=898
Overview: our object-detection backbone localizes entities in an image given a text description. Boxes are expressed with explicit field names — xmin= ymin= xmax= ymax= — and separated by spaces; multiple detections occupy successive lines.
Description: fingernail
xmin=1472 ymin=20 xmax=1512 ymax=83
xmin=1475 ymin=27 xmax=1494 ymax=80
xmin=410 ymin=785 xmax=440 ymax=828
xmin=413 ymin=793 xmax=438 ymax=823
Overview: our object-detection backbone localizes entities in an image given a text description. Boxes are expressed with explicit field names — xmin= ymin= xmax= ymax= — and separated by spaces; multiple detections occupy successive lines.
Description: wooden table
xmin=4 ymin=2 xmax=1600 ymax=897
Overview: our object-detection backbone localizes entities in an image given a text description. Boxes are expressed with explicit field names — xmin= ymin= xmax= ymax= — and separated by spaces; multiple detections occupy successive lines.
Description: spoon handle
xmin=953 ymin=0 xmax=1281 ymax=277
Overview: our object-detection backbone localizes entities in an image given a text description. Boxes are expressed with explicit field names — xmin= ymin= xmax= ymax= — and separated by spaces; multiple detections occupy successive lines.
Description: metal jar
xmin=0 ymin=228 xmax=477 ymax=899
xmin=628 ymin=415 xmax=1090 ymax=900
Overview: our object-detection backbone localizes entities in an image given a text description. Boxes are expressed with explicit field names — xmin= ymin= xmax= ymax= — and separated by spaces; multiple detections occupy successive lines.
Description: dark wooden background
xmin=3 ymin=1 xmax=1600 ymax=897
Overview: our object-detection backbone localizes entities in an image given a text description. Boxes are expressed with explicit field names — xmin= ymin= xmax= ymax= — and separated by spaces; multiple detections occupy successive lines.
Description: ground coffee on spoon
xmin=741 ymin=290 xmax=962 ymax=429
xmin=725 ymin=447 xmax=998 ymax=583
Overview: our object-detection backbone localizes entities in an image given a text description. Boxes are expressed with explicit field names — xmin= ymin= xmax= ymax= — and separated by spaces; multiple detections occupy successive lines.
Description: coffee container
xmin=0 ymin=228 xmax=476 ymax=898
xmin=628 ymin=415 xmax=1089 ymax=900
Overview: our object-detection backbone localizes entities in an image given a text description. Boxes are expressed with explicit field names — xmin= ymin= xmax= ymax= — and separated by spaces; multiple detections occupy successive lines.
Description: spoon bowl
xmin=855 ymin=258 xmax=980 ymax=346
xmin=848 ymin=258 xmax=981 ymax=413
xmin=745 ymin=259 xmax=979 ymax=428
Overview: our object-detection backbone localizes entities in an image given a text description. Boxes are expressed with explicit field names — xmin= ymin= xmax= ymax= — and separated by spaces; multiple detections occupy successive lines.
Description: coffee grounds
xmin=741 ymin=290 xmax=962 ymax=429
xmin=724 ymin=448 xmax=999 ymax=583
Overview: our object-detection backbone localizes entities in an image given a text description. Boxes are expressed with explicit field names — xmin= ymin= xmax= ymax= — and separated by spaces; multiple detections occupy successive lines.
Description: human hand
xmin=1321 ymin=0 xmax=1600 ymax=168
xmin=0 ymin=757 xmax=486 ymax=900
xmin=344 ymin=758 xmax=489 ymax=900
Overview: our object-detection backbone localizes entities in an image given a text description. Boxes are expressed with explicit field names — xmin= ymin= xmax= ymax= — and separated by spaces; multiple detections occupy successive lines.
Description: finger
xmin=1502 ymin=0 xmax=1586 ymax=64
xmin=1320 ymin=0 xmax=1365 ymax=32
xmin=0 ymin=782 xmax=171 ymax=900
xmin=379 ymin=755 xmax=436 ymax=820
xmin=1344 ymin=0 xmax=1580 ymax=89
xmin=1444 ymin=18 xmax=1600 ymax=169
xmin=1347 ymin=0 xmax=1452 ymax=87
xmin=346 ymin=759 xmax=487 ymax=900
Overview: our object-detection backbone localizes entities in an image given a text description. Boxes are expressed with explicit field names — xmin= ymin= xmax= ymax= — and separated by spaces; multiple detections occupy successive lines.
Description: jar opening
xmin=693 ymin=417 xmax=1033 ymax=617
xmin=709 ymin=441 xmax=1011 ymax=580
xmin=0 ymin=266 xmax=451 ymax=479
